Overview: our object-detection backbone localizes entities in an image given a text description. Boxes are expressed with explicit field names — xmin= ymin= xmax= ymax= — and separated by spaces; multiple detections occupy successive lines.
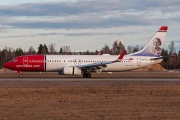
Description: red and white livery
xmin=4 ymin=26 xmax=168 ymax=78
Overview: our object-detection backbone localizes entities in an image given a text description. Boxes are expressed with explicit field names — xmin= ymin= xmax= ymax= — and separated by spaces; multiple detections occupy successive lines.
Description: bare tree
xmin=102 ymin=44 xmax=111 ymax=54
xmin=4 ymin=46 xmax=8 ymax=62
xmin=112 ymin=41 xmax=118 ymax=55
xmin=118 ymin=41 xmax=125 ymax=54
xmin=28 ymin=46 xmax=36 ymax=55
xmin=49 ymin=43 xmax=56 ymax=54
xmin=62 ymin=46 xmax=71 ymax=54
xmin=112 ymin=40 xmax=125 ymax=55
xmin=168 ymin=41 xmax=176 ymax=69
xmin=9 ymin=47 xmax=15 ymax=59
xmin=168 ymin=41 xmax=175 ymax=55
xmin=127 ymin=46 xmax=133 ymax=54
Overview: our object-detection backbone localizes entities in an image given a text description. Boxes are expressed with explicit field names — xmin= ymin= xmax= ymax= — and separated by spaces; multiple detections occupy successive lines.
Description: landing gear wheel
xmin=87 ymin=73 xmax=91 ymax=78
xmin=83 ymin=73 xmax=87 ymax=78
xmin=83 ymin=72 xmax=91 ymax=78
xmin=19 ymin=74 xmax=23 ymax=78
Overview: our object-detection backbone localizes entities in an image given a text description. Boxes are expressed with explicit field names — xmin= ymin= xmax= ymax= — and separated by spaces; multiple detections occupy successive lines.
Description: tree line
xmin=0 ymin=41 xmax=179 ymax=69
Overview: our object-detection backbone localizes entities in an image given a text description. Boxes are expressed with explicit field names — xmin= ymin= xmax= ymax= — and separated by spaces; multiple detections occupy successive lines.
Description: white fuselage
xmin=45 ymin=55 xmax=162 ymax=72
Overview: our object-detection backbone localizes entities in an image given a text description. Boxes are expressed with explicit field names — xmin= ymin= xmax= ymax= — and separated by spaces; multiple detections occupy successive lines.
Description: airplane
xmin=3 ymin=26 xmax=168 ymax=78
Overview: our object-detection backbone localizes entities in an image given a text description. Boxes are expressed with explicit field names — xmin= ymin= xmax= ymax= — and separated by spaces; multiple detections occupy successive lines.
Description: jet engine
xmin=60 ymin=66 xmax=81 ymax=75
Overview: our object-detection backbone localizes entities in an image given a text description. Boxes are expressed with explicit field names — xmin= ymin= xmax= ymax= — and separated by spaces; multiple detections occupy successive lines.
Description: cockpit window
xmin=11 ymin=59 xmax=18 ymax=62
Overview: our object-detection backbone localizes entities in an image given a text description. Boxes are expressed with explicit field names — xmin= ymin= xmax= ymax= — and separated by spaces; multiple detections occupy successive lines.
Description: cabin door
xmin=137 ymin=58 xmax=141 ymax=66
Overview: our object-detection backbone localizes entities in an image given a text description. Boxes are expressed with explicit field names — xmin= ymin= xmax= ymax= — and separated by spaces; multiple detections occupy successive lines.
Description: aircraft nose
xmin=3 ymin=62 xmax=10 ymax=69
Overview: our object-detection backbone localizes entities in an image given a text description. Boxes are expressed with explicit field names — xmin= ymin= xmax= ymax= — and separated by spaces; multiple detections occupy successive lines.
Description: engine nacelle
xmin=60 ymin=66 xmax=81 ymax=75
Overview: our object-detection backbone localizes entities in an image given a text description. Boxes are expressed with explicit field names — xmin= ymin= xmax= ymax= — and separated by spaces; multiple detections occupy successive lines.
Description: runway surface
xmin=0 ymin=78 xmax=180 ymax=87
xmin=1 ymin=71 xmax=180 ymax=78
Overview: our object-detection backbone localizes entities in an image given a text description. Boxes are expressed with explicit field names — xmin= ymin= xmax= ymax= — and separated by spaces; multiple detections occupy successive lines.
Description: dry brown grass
xmin=1 ymin=81 xmax=180 ymax=120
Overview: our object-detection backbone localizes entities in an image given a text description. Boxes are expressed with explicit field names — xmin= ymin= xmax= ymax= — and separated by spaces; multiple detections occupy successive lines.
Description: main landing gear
xmin=83 ymin=72 xmax=91 ymax=78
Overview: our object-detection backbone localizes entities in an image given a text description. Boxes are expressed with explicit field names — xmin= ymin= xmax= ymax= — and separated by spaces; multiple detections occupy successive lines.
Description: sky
xmin=0 ymin=0 xmax=180 ymax=52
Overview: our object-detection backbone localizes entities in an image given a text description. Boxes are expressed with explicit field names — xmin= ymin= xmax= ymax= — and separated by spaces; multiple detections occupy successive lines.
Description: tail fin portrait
xmin=130 ymin=26 xmax=168 ymax=57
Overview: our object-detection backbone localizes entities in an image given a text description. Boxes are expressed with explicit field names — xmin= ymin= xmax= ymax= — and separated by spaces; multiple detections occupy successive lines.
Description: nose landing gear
xmin=16 ymin=71 xmax=23 ymax=78
xmin=19 ymin=73 xmax=23 ymax=78
xmin=83 ymin=72 xmax=91 ymax=78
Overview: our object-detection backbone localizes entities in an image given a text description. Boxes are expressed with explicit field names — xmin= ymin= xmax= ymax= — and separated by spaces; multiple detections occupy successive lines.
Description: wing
xmin=78 ymin=50 xmax=126 ymax=72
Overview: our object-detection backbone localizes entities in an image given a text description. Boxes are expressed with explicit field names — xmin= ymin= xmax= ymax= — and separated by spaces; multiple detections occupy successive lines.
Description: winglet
xmin=117 ymin=50 xmax=126 ymax=61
